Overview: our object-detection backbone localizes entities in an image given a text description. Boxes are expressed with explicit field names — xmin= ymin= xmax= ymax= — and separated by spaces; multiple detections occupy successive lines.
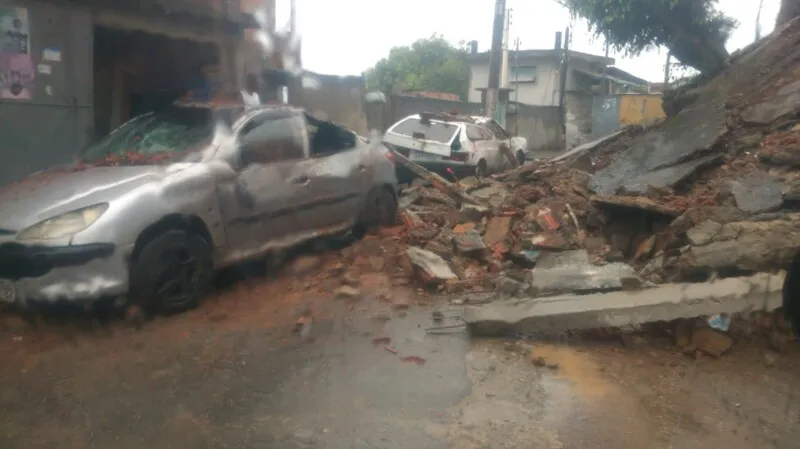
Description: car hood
xmin=0 ymin=165 xmax=168 ymax=232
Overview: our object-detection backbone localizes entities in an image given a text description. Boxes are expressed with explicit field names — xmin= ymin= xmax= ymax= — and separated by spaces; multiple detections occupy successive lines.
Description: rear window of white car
xmin=389 ymin=117 xmax=458 ymax=143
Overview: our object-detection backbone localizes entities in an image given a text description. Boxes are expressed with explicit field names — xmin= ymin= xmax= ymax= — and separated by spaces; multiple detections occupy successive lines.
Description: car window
xmin=238 ymin=113 xmax=306 ymax=164
xmin=486 ymin=120 xmax=509 ymax=139
xmin=390 ymin=117 xmax=458 ymax=143
xmin=81 ymin=106 xmax=217 ymax=165
xmin=466 ymin=125 xmax=489 ymax=141
xmin=306 ymin=113 xmax=357 ymax=157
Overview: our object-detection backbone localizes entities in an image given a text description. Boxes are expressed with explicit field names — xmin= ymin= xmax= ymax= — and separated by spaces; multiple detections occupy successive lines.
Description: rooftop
xmin=468 ymin=48 xmax=614 ymax=66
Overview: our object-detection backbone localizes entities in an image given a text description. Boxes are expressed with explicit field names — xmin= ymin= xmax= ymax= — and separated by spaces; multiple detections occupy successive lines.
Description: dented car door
xmin=218 ymin=110 xmax=309 ymax=257
xmin=302 ymin=115 xmax=365 ymax=230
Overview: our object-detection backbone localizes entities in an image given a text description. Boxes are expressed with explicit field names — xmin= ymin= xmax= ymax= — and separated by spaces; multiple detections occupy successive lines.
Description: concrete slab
xmin=551 ymin=130 xmax=625 ymax=163
xmin=614 ymin=153 xmax=723 ymax=195
xmin=590 ymin=97 xmax=728 ymax=195
xmin=465 ymin=272 xmax=785 ymax=336
xmin=728 ymin=172 xmax=784 ymax=214
xmin=530 ymin=249 xmax=637 ymax=296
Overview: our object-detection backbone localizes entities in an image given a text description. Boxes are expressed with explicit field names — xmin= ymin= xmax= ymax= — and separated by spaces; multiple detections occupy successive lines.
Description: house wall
xmin=0 ymin=0 xmax=251 ymax=186
xmin=240 ymin=0 xmax=273 ymax=78
xmin=507 ymin=104 xmax=561 ymax=150
xmin=618 ymin=94 xmax=665 ymax=126
xmin=291 ymin=72 xmax=367 ymax=134
xmin=469 ymin=56 xmax=623 ymax=107
xmin=565 ymin=91 xmax=593 ymax=147
xmin=468 ymin=58 xmax=560 ymax=106
xmin=0 ymin=0 xmax=94 ymax=185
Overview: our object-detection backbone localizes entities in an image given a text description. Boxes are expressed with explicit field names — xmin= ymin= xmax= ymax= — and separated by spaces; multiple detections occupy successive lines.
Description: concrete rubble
xmin=464 ymin=272 xmax=784 ymax=336
xmin=368 ymin=18 xmax=800 ymax=345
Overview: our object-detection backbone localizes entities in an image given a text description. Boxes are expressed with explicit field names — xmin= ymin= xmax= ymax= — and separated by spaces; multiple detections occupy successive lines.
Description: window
xmin=511 ymin=66 xmax=537 ymax=83
xmin=466 ymin=125 xmax=491 ymax=141
xmin=306 ymin=113 xmax=357 ymax=157
xmin=484 ymin=120 xmax=510 ymax=139
xmin=238 ymin=113 xmax=306 ymax=164
xmin=82 ymin=106 xmax=217 ymax=164
xmin=389 ymin=117 xmax=458 ymax=143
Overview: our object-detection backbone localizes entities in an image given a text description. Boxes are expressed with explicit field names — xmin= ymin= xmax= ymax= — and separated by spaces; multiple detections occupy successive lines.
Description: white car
xmin=382 ymin=112 xmax=528 ymax=178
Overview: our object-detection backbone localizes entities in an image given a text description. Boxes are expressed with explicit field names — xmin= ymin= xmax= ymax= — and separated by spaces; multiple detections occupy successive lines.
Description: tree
xmin=365 ymin=35 xmax=470 ymax=100
xmin=558 ymin=0 xmax=737 ymax=74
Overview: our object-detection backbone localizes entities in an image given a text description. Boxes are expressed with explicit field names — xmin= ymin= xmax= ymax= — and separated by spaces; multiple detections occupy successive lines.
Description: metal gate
xmin=591 ymin=95 xmax=621 ymax=140
xmin=0 ymin=1 xmax=92 ymax=186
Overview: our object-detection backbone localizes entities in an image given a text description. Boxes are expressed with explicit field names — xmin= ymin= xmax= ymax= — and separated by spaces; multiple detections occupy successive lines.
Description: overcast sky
xmin=281 ymin=0 xmax=781 ymax=82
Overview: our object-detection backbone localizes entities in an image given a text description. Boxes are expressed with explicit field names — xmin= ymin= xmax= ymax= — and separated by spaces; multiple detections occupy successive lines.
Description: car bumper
xmin=0 ymin=242 xmax=129 ymax=306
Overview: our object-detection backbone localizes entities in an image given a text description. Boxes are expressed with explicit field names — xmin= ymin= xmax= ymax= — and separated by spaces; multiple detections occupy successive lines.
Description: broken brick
xmin=691 ymin=328 xmax=733 ymax=357
xmin=483 ymin=216 xmax=512 ymax=248
xmin=452 ymin=229 xmax=486 ymax=256
xmin=399 ymin=209 xmax=425 ymax=229
xmin=535 ymin=208 xmax=560 ymax=231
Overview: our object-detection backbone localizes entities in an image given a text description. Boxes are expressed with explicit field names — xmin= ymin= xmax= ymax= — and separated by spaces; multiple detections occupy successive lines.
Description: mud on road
xmin=1 ymin=254 xmax=800 ymax=449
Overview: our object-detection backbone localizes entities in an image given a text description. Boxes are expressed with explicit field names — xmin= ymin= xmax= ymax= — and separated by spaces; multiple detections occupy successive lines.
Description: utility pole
xmin=557 ymin=27 xmax=570 ymax=148
xmin=500 ymin=9 xmax=511 ymax=89
xmin=663 ymin=52 xmax=671 ymax=89
xmin=602 ymin=38 xmax=610 ymax=95
xmin=484 ymin=0 xmax=506 ymax=121
xmin=756 ymin=0 xmax=764 ymax=40
xmin=512 ymin=37 xmax=520 ymax=136
xmin=496 ymin=8 xmax=511 ymax=127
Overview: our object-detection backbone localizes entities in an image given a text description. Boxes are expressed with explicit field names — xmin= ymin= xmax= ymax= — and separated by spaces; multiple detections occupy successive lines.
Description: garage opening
xmin=91 ymin=25 xmax=220 ymax=142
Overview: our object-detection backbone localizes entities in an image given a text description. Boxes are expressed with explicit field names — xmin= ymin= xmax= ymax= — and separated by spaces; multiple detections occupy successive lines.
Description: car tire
xmin=360 ymin=186 xmax=397 ymax=230
xmin=130 ymin=229 xmax=214 ymax=315
xmin=476 ymin=159 xmax=488 ymax=178
xmin=516 ymin=149 xmax=526 ymax=165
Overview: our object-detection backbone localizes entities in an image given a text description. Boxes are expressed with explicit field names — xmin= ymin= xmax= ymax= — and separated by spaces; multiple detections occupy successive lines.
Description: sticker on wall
xmin=36 ymin=64 xmax=51 ymax=75
xmin=44 ymin=85 xmax=52 ymax=96
xmin=0 ymin=6 xmax=34 ymax=100
xmin=42 ymin=47 xmax=61 ymax=62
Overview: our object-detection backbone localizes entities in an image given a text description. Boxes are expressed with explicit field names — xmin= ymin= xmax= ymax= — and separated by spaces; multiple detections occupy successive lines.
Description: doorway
xmin=91 ymin=26 xmax=219 ymax=141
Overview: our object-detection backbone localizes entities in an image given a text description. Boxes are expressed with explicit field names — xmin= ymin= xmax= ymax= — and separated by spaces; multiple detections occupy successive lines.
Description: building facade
xmin=0 ymin=0 xmax=260 ymax=185
xmin=467 ymin=48 xmax=650 ymax=147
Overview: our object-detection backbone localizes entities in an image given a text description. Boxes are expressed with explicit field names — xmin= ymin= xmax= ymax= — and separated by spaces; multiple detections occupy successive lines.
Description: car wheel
xmin=130 ymin=229 xmax=214 ymax=315
xmin=516 ymin=149 xmax=526 ymax=165
xmin=361 ymin=187 xmax=398 ymax=229
xmin=475 ymin=159 xmax=488 ymax=178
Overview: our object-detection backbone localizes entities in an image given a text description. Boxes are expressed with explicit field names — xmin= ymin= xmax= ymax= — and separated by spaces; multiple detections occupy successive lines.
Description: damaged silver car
xmin=0 ymin=102 xmax=398 ymax=313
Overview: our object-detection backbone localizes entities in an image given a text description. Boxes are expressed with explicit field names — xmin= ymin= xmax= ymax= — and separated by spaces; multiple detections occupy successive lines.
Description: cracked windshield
xmin=2 ymin=0 xmax=800 ymax=447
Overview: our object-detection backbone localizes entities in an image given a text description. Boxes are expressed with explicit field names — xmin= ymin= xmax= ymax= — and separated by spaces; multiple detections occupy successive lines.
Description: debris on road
xmin=345 ymin=19 xmax=800 ymax=353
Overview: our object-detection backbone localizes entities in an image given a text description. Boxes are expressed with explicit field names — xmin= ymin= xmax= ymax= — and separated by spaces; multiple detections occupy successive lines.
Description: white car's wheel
xmin=475 ymin=159 xmax=488 ymax=178
xmin=516 ymin=149 xmax=526 ymax=165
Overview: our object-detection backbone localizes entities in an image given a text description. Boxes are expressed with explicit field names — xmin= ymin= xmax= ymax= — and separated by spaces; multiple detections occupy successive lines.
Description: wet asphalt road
xmin=2 ymin=273 xmax=800 ymax=449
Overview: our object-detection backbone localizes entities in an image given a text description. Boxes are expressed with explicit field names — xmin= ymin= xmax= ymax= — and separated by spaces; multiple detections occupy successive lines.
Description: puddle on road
xmin=531 ymin=343 xmax=615 ymax=398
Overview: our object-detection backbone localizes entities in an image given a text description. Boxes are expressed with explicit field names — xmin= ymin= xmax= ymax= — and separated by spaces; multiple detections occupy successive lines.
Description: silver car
xmin=0 ymin=102 xmax=398 ymax=313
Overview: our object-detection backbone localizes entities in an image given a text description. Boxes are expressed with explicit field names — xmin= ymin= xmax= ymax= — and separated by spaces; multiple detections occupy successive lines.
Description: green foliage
xmin=559 ymin=0 xmax=737 ymax=73
xmin=365 ymin=35 xmax=470 ymax=100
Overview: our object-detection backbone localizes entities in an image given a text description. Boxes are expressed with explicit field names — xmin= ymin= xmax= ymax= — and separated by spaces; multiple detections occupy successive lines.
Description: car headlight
xmin=17 ymin=203 xmax=109 ymax=241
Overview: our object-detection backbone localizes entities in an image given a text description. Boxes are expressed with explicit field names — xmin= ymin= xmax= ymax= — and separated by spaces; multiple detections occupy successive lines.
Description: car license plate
xmin=409 ymin=150 xmax=442 ymax=161
xmin=0 ymin=279 xmax=14 ymax=303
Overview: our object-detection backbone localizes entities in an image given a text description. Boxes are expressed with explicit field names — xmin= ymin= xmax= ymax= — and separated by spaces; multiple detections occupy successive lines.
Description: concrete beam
xmin=465 ymin=272 xmax=785 ymax=336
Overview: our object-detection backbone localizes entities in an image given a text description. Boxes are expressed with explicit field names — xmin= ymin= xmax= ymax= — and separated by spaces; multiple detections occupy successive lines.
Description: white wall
xmin=469 ymin=57 xmax=577 ymax=106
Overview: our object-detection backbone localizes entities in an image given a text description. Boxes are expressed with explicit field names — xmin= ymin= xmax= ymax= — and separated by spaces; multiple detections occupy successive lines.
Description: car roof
xmin=404 ymin=112 xmax=493 ymax=126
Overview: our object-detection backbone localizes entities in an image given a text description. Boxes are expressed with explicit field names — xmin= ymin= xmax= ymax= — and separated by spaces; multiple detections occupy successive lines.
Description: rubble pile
xmin=389 ymin=18 xmax=800 ymax=299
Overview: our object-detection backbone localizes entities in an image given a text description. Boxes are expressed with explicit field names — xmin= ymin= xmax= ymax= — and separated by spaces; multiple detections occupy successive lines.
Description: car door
xmin=217 ymin=109 xmax=312 ymax=257
xmin=465 ymin=125 xmax=491 ymax=167
xmin=483 ymin=120 xmax=517 ymax=169
xmin=303 ymin=114 xmax=367 ymax=230
xmin=467 ymin=125 xmax=503 ymax=172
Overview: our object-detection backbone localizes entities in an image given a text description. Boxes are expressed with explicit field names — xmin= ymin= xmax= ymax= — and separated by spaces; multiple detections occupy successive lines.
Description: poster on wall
xmin=0 ymin=7 xmax=34 ymax=100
